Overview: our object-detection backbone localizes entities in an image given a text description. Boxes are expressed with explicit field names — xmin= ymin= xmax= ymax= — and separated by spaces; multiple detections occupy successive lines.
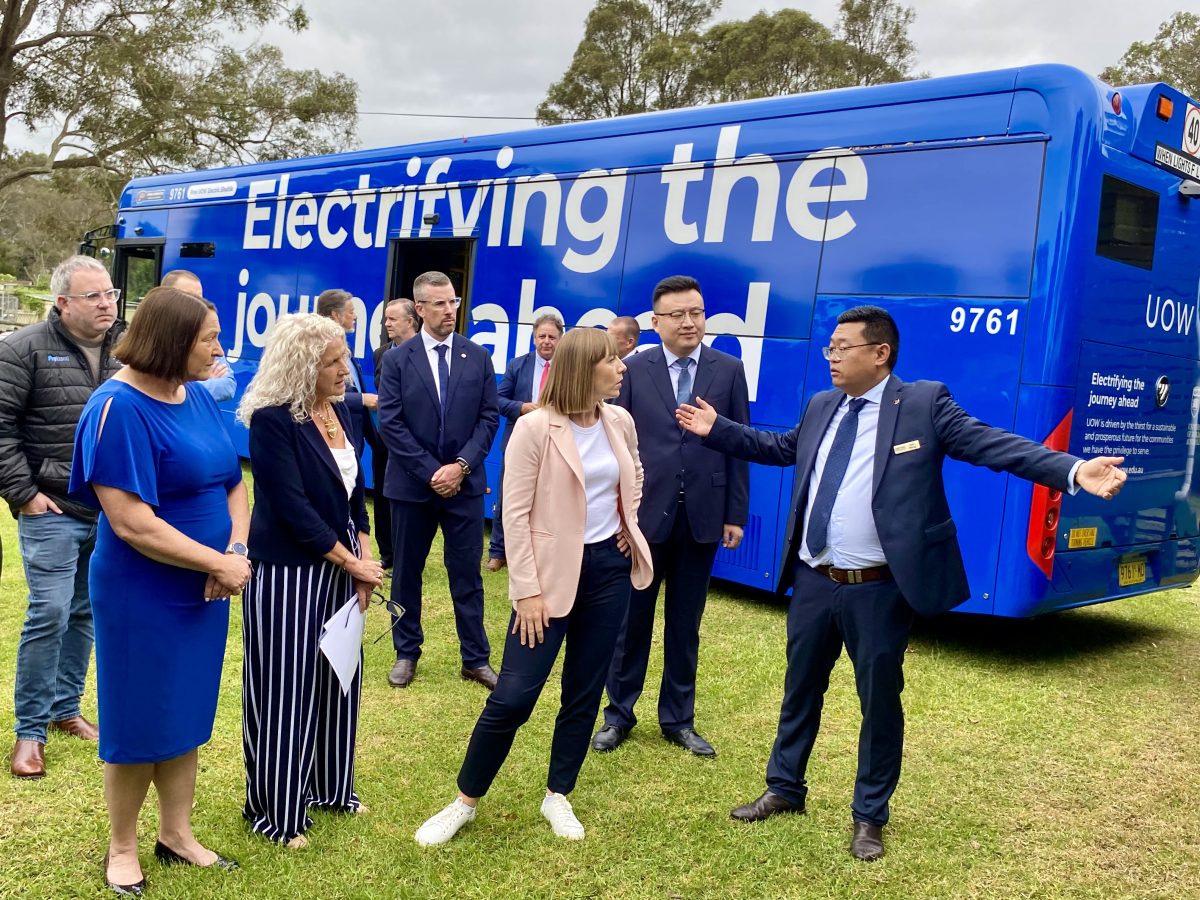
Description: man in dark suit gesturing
xmin=592 ymin=275 xmax=750 ymax=758
xmin=377 ymin=272 xmax=500 ymax=690
xmin=677 ymin=305 xmax=1125 ymax=861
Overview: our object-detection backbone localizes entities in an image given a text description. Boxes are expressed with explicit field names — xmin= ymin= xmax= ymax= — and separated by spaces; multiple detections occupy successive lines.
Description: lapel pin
xmin=460 ymin=353 xmax=467 ymax=358
xmin=893 ymin=398 xmax=901 ymax=405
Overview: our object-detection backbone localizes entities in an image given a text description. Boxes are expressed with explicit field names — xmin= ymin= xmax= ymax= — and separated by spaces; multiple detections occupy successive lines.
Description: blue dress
xmin=70 ymin=380 xmax=241 ymax=764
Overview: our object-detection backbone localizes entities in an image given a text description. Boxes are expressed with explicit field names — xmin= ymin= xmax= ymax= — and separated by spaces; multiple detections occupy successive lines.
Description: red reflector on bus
xmin=1157 ymin=95 xmax=1174 ymax=120
xmin=1111 ymin=93 xmax=1122 ymax=115
xmin=1026 ymin=411 xmax=1073 ymax=578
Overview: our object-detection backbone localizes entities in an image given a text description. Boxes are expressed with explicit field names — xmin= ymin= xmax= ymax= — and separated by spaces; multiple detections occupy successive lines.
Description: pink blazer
xmin=502 ymin=403 xmax=653 ymax=617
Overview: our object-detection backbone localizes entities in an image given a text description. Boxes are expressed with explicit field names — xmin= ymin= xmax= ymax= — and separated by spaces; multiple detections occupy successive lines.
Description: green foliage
xmin=0 ymin=1 xmax=359 ymax=191
xmin=1100 ymin=12 xmax=1200 ymax=100
xmin=538 ymin=0 xmax=918 ymax=123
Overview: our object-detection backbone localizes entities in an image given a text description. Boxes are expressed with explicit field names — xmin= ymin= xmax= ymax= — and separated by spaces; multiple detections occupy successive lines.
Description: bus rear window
xmin=1095 ymin=175 xmax=1158 ymax=270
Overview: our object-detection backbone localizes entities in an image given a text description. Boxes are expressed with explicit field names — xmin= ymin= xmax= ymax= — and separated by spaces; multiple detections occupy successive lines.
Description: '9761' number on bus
xmin=950 ymin=307 xmax=1019 ymax=335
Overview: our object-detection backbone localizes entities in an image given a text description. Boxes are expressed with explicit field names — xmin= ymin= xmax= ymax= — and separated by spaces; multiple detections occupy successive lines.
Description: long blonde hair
xmin=540 ymin=328 xmax=619 ymax=415
xmin=236 ymin=314 xmax=347 ymax=426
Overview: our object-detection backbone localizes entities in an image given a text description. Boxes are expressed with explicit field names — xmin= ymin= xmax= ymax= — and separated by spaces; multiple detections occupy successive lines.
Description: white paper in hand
xmin=319 ymin=594 xmax=365 ymax=695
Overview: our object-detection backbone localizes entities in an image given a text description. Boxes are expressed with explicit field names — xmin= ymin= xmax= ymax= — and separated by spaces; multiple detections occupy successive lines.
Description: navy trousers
xmin=242 ymin=553 xmax=362 ymax=843
xmin=390 ymin=494 xmax=490 ymax=668
xmin=371 ymin=445 xmax=393 ymax=569
xmin=603 ymin=505 xmax=718 ymax=731
xmin=765 ymin=561 xmax=913 ymax=826
xmin=457 ymin=538 xmax=631 ymax=798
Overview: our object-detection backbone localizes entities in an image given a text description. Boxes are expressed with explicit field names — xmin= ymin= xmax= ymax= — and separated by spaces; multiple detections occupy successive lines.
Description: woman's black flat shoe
xmin=154 ymin=840 xmax=240 ymax=870
xmin=103 ymin=852 xmax=146 ymax=896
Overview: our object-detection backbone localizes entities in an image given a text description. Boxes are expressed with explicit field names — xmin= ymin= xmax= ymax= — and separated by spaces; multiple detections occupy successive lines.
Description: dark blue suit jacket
xmin=497 ymin=350 xmax=539 ymax=451
xmin=617 ymin=344 xmax=750 ymax=544
xmin=377 ymin=332 xmax=499 ymax=502
xmin=342 ymin=355 xmax=378 ymax=455
xmin=246 ymin=401 xmax=370 ymax=566
xmin=705 ymin=374 xmax=1080 ymax=616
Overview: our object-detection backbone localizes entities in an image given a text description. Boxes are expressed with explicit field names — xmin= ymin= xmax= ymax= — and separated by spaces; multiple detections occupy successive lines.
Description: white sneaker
xmin=540 ymin=792 xmax=585 ymax=840
xmin=414 ymin=798 xmax=476 ymax=847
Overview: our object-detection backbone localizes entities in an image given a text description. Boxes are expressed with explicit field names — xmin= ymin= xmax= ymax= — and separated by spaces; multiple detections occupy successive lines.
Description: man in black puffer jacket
xmin=0 ymin=255 xmax=122 ymax=779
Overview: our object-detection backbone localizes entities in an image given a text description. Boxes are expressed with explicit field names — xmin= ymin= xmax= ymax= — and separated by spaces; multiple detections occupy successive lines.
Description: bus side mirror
xmin=1179 ymin=180 xmax=1200 ymax=199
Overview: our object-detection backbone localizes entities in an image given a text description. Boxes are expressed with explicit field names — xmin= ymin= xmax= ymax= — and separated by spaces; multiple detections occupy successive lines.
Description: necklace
xmin=312 ymin=402 xmax=339 ymax=440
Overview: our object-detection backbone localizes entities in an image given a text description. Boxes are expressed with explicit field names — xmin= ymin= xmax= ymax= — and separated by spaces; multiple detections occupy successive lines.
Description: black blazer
xmin=247 ymin=401 xmax=370 ymax=566
xmin=616 ymin=343 xmax=750 ymax=544
xmin=705 ymin=375 xmax=1079 ymax=615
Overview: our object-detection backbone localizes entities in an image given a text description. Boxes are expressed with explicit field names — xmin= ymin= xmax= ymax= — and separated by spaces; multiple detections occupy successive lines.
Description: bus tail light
xmin=1026 ymin=411 xmax=1072 ymax=578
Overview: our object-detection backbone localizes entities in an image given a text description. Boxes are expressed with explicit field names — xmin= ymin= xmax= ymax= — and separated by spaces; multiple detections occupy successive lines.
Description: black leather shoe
xmin=154 ymin=840 xmax=239 ymax=870
xmin=730 ymin=791 xmax=805 ymax=822
xmin=591 ymin=724 xmax=630 ymax=752
xmin=850 ymin=821 xmax=885 ymax=861
xmin=460 ymin=663 xmax=499 ymax=691
xmin=388 ymin=657 xmax=416 ymax=688
xmin=662 ymin=727 xmax=716 ymax=758
xmin=103 ymin=852 xmax=146 ymax=896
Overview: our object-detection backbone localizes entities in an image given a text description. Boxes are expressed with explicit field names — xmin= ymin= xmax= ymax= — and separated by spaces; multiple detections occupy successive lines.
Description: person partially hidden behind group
xmin=236 ymin=313 xmax=383 ymax=849
xmin=159 ymin=270 xmax=237 ymax=403
xmin=69 ymin=286 xmax=250 ymax=895
xmin=414 ymin=327 xmax=652 ymax=847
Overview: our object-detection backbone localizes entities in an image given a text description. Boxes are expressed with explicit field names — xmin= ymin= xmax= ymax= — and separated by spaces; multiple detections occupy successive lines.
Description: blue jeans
xmin=14 ymin=513 xmax=97 ymax=743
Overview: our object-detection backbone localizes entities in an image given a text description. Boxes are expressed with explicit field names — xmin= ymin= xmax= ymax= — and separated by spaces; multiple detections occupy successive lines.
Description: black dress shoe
xmin=461 ymin=663 xmax=499 ymax=690
xmin=730 ymin=791 xmax=805 ymax=822
xmin=388 ymin=657 xmax=416 ymax=688
xmin=154 ymin=840 xmax=239 ymax=870
xmin=591 ymin=724 xmax=630 ymax=752
xmin=662 ymin=727 xmax=717 ymax=758
xmin=850 ymin=821 xmax=884 ymax=861
xmin=103 ymin=852 xmax=145 ymax=896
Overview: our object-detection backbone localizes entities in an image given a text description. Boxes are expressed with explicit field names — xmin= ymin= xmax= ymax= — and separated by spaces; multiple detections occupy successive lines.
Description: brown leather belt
xmin=813 ymin=563 xmax=892 ymax=585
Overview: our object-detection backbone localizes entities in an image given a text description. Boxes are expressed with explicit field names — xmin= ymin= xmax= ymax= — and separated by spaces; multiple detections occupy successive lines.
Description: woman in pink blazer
xmin=415 ymin=328 xmax=652 ymax=847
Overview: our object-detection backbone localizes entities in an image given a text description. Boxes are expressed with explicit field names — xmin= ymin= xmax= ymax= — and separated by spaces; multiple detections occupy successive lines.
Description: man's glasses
xmin=821 ymin=342 xmax=880 ymax=361
xmin=419 ymin=297 xmax=462 ymax=312
xmin=655 ymin=307 xmax=705 ymax=321
xmin=368 ymin=590 xmax=406 ymax=644
xmin=64 ymin=288 xmax=121 ymax=305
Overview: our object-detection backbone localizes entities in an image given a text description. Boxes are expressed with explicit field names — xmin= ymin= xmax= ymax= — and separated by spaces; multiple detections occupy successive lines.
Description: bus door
xmin=112 ymin=241 xmax=163 ymax=322
xmin=385 ymin=237 xmax=474 ymax=337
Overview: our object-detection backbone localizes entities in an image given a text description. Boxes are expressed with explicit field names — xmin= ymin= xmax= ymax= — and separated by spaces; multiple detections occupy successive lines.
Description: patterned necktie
xmin=675 ymin=357 xmax=693 ymax=406
xmin=538 ymin=359 xmax=550 ymax=396
xmin=435 ymin=344 xmax=449 ymax=456
xmin=805 ymin=397 xmax=868 ymax=557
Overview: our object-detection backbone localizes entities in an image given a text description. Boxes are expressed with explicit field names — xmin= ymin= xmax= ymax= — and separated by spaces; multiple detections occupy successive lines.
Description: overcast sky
xmin=256 ymin=0 xmax=1187 ymax=152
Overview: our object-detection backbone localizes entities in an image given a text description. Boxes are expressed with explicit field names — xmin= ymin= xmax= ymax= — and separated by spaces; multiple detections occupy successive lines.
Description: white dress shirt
xmin=531 ymin=353 xmax=550 ymax=405
xmin=662 ymin=344 xmax=703 ymax=397
xmin=420 ymin=329 xmax=452 ymax=403
xmin=799 ymin=378 xmax=888 ymax=569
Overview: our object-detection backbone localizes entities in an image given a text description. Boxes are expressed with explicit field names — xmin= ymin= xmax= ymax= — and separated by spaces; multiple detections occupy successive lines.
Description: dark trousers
xmin=390 ymin=494 xmax=490 ymax=668
xmin=242 ymin=555 xmax=362 ymax=843
xmin=371 ymin=445 xmax=393 ymax=568
xmin=765 ymin=562 xmax=913 ymax=826
xmin=603 ymin=505 xmax=718 ymax=731
xmin=487 ymin=459 xmax=506 ymax=560
xmin=457 ymin=538 xmax=631 ymax=798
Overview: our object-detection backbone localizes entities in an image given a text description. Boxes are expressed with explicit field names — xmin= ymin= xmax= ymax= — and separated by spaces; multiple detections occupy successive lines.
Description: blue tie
xmin=675 ymin=357 xmax=693 ymax=406
xmin=805 ymin=397 xmax=868 ymax=557
xmin=435 ymin=344 xmax=449 ymax=456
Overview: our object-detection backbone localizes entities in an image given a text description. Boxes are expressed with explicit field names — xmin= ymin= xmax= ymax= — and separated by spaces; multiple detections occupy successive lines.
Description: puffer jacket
xmin=0 ymin=308 xmax=122 ymax=522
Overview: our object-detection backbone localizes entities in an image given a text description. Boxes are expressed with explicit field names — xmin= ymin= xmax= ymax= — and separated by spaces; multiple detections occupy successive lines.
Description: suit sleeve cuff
xmin=1066 ymin=459 xmax=1083 ymax=496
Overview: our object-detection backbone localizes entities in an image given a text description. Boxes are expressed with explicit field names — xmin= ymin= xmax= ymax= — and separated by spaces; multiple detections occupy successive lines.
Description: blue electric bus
xmin=85 ymin=63 xmax=1200 ymax=617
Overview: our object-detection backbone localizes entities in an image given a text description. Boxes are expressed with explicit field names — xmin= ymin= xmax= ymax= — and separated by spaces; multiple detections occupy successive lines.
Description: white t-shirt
xmin=330 ymin=446 xmax=357 ymax=499
xmin=570 ymin=419 xmax=621 ymax=544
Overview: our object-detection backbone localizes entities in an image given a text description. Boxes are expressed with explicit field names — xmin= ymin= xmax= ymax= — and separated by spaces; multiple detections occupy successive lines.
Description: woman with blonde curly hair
xmin=236 ymin=313 xmax=383 ymax=848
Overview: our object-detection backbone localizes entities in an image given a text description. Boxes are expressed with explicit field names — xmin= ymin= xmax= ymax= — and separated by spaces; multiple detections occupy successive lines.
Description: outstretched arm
xmin=678 ymin=397 xmax=801 ymax=467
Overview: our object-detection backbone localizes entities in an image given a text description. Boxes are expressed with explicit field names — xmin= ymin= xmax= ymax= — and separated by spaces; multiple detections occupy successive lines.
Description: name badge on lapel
xmin=893 ymin=440 xmax=921 ymax=455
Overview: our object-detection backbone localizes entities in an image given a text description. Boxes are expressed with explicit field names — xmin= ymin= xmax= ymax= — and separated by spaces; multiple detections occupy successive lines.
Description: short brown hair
xmin=113 ymin=287 xmax=214 ymax=382
xmin=413 ymin=271 xmax=452 ymax=302
xmin=316 ymin=288 xmax=352 ymax=318
xmin=540 ymin=328 xmax=618 ymax=415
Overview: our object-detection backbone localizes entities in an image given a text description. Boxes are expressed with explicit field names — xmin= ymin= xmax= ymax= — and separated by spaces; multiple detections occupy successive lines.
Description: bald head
xmin=608 ymin=316 xmax=640 ymax=358
xmin=161 ymin=269 xmax=203 ymax=297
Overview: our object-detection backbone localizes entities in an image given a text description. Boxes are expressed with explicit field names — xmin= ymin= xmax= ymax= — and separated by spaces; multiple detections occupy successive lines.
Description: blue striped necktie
xmin=435 ymin=344 xmax=449 ymax=456
xmin=675 ymin=357 xmax=693 ymax=406
xmin=805 ymin=397 xmax=867 ymax=557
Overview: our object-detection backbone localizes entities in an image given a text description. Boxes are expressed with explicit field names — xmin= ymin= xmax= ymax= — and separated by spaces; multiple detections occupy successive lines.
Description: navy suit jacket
xmin=617 ymin=343 xmax=750 ymax=544
xmin=342 ymin=355 xmax=378 ymax=455
xmin=246 ymin=401 xmax=370 ymax=566
xmin=377 ymin=332 xmax=499 ymax=502
xmin=705 ymin=374 xmax=1080 ymax=616
xmin=497 ymin=350 xmax=539 ymax=451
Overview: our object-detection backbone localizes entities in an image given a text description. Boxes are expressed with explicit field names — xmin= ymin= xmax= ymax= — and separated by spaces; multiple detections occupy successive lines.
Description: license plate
xmin=1118 ymin=558 xmax=1146 ymax=587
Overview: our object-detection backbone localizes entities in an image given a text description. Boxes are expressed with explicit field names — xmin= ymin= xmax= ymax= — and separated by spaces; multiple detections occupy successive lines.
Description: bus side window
xmin=1095 ymin=174 xmax=1158 ymax=270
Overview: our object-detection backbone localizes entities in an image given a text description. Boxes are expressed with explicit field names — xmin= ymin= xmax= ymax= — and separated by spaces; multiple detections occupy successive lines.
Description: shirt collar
xmin=662 ymin=343 xmax=702 ymax=369
xmin=843 ymin=376 xmax=889 ymax=407
xmin=421 ymin=329 xmax=450 ymax=353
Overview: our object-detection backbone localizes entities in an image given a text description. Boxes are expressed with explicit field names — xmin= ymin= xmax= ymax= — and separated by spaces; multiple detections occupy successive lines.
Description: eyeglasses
xmin=64 ymin=288 xmax=121 ymax=305
xmin=419 ymin=297 xmax=462 ymax=312
xmin=368 ymin=590 xmax=406 ymax=644
xmin=821 ymin=342 xmax=880 ymax=361
xmin=655 ymin=308 xmax=705 ymax=322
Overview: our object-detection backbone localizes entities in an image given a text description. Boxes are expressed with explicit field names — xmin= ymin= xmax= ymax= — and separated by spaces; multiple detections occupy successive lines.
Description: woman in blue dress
xmin=70 ymin=286 xmax=251 ymax=896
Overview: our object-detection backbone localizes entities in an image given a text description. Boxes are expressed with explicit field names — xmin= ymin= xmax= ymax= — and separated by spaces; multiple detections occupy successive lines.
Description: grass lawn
xmin=0 ymin=480 xmax=1197 ymax=898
